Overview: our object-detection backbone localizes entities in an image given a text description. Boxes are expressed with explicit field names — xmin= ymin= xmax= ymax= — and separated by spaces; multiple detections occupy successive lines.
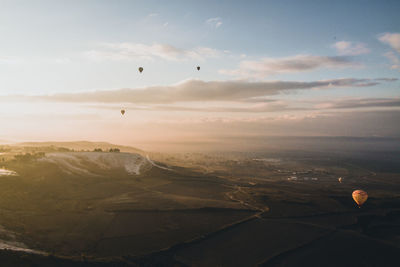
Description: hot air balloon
xmin=138 ymin=67 xmax=143 ymax=73
xmin=197 ymin=66 xmax=200 ymax=71
xmin=352 ymin=190 xmax=368 ymax=208
xmin=338 ymin=177 xmax=343 ymax=183
xmin=121 ymin=109 xmax=125 ymax=115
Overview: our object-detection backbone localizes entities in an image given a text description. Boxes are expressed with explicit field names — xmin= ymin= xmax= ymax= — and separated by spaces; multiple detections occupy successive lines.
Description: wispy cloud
xmin=315 ymin=97 xmax=400 ymax=109
xmin=383 ymin=51 xmax=400 ymax=70
xmin=87 ymin=96 xmax=400 ymax=114
xmin=162 ymin=97 xmax=400 ymax=113
xmin=84 ymin=43 xmax=220 ymax=62
xmin=374 ymin=78 xmax=398 ymax=82
xmin=206 ymin=17 xmax=222 ymax=28
xmin=379 ymin=32 xmax=400 ymax=53
xmin=121 ymin=101 xmax=299 ymax=113
xmin=7 ymin=78 xmax=395 ymax=104
xmin=379 ymin=33 xmax=400 ymax=71
xmin=219 ymin=55 xmax=359 ymax=79
xmin=332 ymin=41 xmax=370 ymax=56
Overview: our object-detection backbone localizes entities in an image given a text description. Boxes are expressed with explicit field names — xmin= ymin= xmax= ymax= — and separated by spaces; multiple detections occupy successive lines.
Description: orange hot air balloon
xmin=352 ymin=190 xmax=368 ymax=208
xmin=121 ymin=109 xmax=125 ymax=115
xmin=338 ymin=177 xmax=343 ymax=183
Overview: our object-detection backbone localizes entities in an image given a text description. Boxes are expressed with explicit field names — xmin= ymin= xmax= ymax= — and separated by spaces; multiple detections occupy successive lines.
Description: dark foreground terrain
xmin=0 ymin=140 xmax=399 ymax=266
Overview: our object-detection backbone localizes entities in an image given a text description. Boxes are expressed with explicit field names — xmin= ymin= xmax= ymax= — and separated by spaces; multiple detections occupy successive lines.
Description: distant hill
xmin=0 ymin=139 xmax=13 ymax=144
xmin=12 ymin=141 xmax=144 ymax=154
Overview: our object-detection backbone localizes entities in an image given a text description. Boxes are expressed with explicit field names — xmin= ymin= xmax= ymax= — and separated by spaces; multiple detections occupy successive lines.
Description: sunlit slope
xmin=0 ymin=148 xmax=250 ymax=257
xmin=41 ymin=152 xmax=151 ymax=176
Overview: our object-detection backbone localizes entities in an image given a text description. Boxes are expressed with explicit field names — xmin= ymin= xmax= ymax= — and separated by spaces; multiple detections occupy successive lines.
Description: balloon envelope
xmin=138 ymin=67 xmax=143 ymax=73
xmin=197 ymin=66 xmax=200 ymax=71
xmin=338 ymin=177 xmax=343 ymax=183
xmin=352 ymin=190 xmax=368 ymax=207
xmin=121 ymin=109 xmax=125 ymax=115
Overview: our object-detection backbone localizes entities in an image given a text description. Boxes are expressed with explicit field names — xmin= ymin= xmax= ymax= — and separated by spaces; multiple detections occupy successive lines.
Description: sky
xmin=0 ymin=0 xmax=399 ymax=150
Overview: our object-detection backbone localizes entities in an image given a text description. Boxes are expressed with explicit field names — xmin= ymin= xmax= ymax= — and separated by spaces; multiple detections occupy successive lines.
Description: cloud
xmin=315 ymin=97 xmax=400 ymax=109
xmin=202 ymin=97 xmax=400 ymax=113
xmin=378 ymin=33 xmax=400 ymax=71
xmin=87 ymin=96 xmax=400 ymax=114
xmin=84 ymin=43 xmax=220 ymax=62
xmin=374 ymin=77 xmax=398 ymax=82
xmin=379 ymin=32 xmax=400 ymax=53
xmin=219 ymin=55 xmax=359 ymax=79
xmin=383 ymin=51 xmax=400 ymax=70
xmin=332 ymin=41 xmax=370 ymax=56
xmin=206 ymin=17 xmax=222 ymax=28
xmin=128 ymin=101 xmax=301 ymax=113
xmin=11 ymin=77 xmax=394 ymax=105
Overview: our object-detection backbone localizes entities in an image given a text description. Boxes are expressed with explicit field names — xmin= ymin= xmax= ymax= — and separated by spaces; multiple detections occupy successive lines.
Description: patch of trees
xmin=0 ymin=147 xmax=11 ymax=152
xmin=14 ymin=152 xmax=46 ymax=162
xmin=57 ymin=147 xmax=71 ymax=152
xmin=23 ymin=146 xmax=72 ymax=153
xmin=92 ymin=148 xmax=120 ymax=152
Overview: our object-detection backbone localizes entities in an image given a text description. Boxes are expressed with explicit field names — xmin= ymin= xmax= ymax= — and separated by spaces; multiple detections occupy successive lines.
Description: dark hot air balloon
xmin=121 ymin=109 xmax=125 ymax=115
xmin=138 ymin=67 xmax=143 ymax=73
xmin=197 ymin=66 xmax=200 ymax=71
